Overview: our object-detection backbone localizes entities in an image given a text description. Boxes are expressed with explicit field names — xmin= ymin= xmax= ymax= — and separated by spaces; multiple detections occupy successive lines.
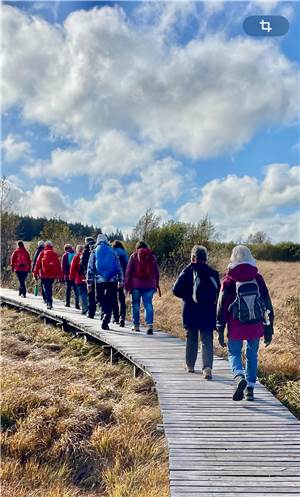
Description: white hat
xmin=229 ymin=245 xmax=256 ymax=269
xmin=97 ymin=234 xmax=108 ymax=244
xmin=38 ymin=240 xmax=45 ymax=247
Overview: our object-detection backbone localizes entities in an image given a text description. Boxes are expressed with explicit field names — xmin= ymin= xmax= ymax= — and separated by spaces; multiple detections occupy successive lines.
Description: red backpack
xmin=42 ymin=250 xmax=59 ymax=278
xmin=134 ymin=249 xmax=155 ymax=280
xmin=17 ymin=250 xmax=28 ymax=268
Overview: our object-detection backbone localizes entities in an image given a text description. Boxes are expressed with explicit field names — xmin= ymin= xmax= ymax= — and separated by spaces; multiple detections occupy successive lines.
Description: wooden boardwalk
xmin=1 ymin=287 xmax=299 ymax=497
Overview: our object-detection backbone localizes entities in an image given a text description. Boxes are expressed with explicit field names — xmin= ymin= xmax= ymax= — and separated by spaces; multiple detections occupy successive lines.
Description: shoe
xmin=19 ymin=290 xmax=22 ymax=296
xmin=186 ymin=366 xmax=195 ymax=373
xmin=146 ymin=327 xmax=153 ymax=335
xmin=47 ymin=303 xmax=53 ymax=310
xmin=119 ymin=319 xmax=125 ymax=327
xmin=245 ymin=386 xmax=254 ymax=401
xmin=203 ymin=367 xmax=212 ymax=380
xmin=75 ymin=304 xmax=80 ymax=310
xmin=101 ymin=323 xmax=110 ymax=330
xmin=65 ymin=304 xmax=70 ymax=307
xmin=233 ymin=375 xmax=247 ymax=401
xmin=132 ymin=325 xmax=140 ymax=332
xmin=88 ymin=315 xmax=94 ymax=319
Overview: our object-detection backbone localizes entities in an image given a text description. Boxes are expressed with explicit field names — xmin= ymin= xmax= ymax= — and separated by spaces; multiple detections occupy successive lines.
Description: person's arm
xmin=153 ymin=256 xmax=160 ymax=290
xmin=216 ymin=277 xmax=232 ymax=347
xmin=124 ymin=255 xmax=134 ymax=292
xmin=257 ymin=274 xmax=274 ymax=346
xmin=34 ymin=252 xmax=42 ymax=278
xmin=172 ymin=269 xmax=189 ymax=299
xmin=116 ymin=255 xmax=124 ymax=286
xmin=61 ymin=253 xmax=68 ymax=279
xmin=86 ymin=251 xmax=96 ymax=287
xmin=26 ymin=250 xmax=32 ymax=271
xmin=11 ymin=250 xmax=17 ymax=271
xmin=69 ymin=254 xmax=78 ymax=282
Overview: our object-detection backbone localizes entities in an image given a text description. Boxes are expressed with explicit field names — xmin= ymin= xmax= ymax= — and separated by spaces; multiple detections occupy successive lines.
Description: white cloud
xmin=177 ymin=164 xmax=300 ymax=242
xmin=1 ymin=134 xmax=31 ymax=162
xmin=2 ymin=4 xmax=299 ymax=161
xmin=24 ymin=130 xmax=154 ymax=179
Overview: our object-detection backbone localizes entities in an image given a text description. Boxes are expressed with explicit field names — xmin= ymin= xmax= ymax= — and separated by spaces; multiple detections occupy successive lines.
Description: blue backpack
xmin=95 ymin=243 xmax=118 ymax=280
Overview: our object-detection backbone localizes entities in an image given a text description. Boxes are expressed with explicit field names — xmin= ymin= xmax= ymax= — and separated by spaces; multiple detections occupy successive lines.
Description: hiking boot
xmin=119 ymin=319 xmax=125 ymax=327
xmin=245 ymin=386 xmax=254 ymax=401
xmin=101 ymin=322 xmax=110 ymax=330
xmin=146 ymin=327 xmax=153 ymax=335
xmin=75 ymin=303 xmax=80 ymax=310
xmin=47 ymin=303 xmax=53 ymax=310
xmin=233 ymin=375 xmax=247 ymax=401
xmin=203 ymin=367 xmax=212 ymax=380
xmin=65 ymin=303 xmax=70 ymax=307
xmin=132 ymin=325 xmax=140 ymax=332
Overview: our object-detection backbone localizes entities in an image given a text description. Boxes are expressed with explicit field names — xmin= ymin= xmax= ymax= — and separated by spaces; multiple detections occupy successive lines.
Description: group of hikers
xmin=11 ymin=238 xmax=274 ymax=402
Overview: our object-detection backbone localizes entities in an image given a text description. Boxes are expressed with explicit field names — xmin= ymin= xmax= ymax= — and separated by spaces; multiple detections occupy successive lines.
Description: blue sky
xmin=1 ymin=1 xmax=300 ymax=241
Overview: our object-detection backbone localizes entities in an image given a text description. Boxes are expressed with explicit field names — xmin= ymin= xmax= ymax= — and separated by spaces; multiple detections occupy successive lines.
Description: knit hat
xmin=97 ymin=234 xmax=108 ymax=244
xmin=38 ymin=240 xmax=45 ymax=248
xmin=228 ymin=245 xmax=256 ymax=269
xmin=45 ymin=240 xmax=53 ymax=247
xmin=85 ymin=236 xmax=95 ymax=245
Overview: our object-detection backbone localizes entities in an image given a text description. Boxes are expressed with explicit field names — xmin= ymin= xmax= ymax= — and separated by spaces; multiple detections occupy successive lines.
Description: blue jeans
xmin=228 ymin=339 xmax=260 ymax=387
xmin=131 ymin=288 xmax=155 ymax=327
xmin=77 ymin=283 xmax=88 ymax=314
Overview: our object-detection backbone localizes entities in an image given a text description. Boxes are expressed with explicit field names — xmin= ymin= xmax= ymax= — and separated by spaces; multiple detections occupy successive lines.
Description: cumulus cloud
xmin=24 ymin=130 xmax=154 ymax=179
xmin=1 ymin=134 xmax=31 ymax=162
xmin=177 ymin=164 xmax=300 ymax=242
xmin=2 ymin=4 xmax=299 ymax=160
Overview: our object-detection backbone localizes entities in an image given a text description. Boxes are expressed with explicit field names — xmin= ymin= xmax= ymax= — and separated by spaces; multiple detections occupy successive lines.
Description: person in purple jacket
xmin=125 ymin=241 xmax=160 ymax=335
xmin=216 ymin=245 xmax=274 ymax=401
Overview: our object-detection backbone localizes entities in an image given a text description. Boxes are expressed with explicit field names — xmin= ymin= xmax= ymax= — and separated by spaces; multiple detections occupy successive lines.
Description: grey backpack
xmin=229 ymin=279 xmax=266 ymax=324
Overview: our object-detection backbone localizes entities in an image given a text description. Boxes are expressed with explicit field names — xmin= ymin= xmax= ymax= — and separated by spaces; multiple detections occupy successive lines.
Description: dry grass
xmin=154 ymin=261 xmax=300 ymax=416
xmin=0 ymin=308 xmax=170 ymax=497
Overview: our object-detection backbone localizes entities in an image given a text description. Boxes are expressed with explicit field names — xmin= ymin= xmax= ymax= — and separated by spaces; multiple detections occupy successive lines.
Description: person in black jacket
xmin=173 ymin=245 xmax=220 ymax=379
xmin=112 ymin=240 xmax=129 ymax=327
xmin=81 ymin=237 xmax=96 ymax=318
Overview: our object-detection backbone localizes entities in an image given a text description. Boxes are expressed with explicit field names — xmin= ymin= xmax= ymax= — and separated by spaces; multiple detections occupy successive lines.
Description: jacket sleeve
xmin=32 ymin=250 xmax=38 ymax=271
xmin=86 ymin=251 xmax=96 ymax=286
xmin=124 ymin=255 xmax=134 ymax=291
xmin=116 ymin=255 xmax=124 ymax=285
xmin=61 ymin=253 xmax=68 ymax=276
xmin=11 ymin=250 xmax=17 ymax=270
xmin=153 ymin=256 xmax=160 ymax=288
xmin=216 ymin=277 xmax=232 ymax=331
xmin=257 ymin=274 xmax=274 ymax=328
xmin=69 ymin=255 xmax=77 ymax=282
xmin=26 ymin=250 xmax=32 ymax=270
xmin=34 ymin=252 xmax=42 ymax=277
xmin=173 ymin=269 xmax=189 ymax=299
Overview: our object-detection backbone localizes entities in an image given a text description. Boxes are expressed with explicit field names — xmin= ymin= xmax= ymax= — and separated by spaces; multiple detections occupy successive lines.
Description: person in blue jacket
xmin=173 ymin=245 xmax=220 ymax=379
xmin=87 ymin=234 xmax=123 ymax=330
xmin=112 ymin=240 xmax=129 ymax=327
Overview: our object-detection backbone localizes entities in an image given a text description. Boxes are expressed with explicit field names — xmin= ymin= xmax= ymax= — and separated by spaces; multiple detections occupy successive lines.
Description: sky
xmin=1 ymin=0 xmax=300 ymax=242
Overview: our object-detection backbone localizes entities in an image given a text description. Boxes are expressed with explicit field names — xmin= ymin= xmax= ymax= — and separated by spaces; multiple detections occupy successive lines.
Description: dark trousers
xmin=77 ymin=283 xmax=88 ymax=314
xmin=16 ymin=271 xmax=28 ymax=297
xmin=42 ymin=278 xmax=54 ymax=306
xmin=112 ymin=287 xmax=126 ymax=322
xmin=96 ymin=281 xmax=118 ymax=325
xmin=88 ymin=283 xmax=96 ymax=318
xmin=185 ymin=329 xmax=214 ymax=370
xmin=66 ymin=279 xmax=79 ymax=306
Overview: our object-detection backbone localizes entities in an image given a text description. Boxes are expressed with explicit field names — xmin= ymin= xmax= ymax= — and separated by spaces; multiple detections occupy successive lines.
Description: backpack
xmin=229 ymin=279 xmax=266 ymax=324
xmin=95 ymin=243 xmax=118 ymax=280
xmin=42 ymin=250 xmax=58 ymax=277
xmin=192 ymin=270 xmax=219 ymax=306
xmin=79 ymin=248 xmax=90 ymax=276
xmin=134 ymin=249 xmax=155 ymax=280
xmin=17 ymin=250 xmax=28 ymax=268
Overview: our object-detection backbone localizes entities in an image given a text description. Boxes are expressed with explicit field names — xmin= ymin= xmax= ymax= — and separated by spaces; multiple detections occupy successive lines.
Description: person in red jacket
xmin=216 ymin=245 xmax=274 ymax=402
xmin=125 ymin=240 xmax=160 ymax=335
xmin=11 ymin=240 xmax=31 ymax=298
xmin=34 ymin=240 xmax=62 ymax=309
xmin=69 ymin=244 xmax=88 ymax=315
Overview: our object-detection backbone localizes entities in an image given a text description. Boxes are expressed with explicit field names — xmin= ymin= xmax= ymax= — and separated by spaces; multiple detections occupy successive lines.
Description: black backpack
xmin=229 ymin=279 xmax=266 ymax=324
xmin=192 ymin=270 xmax=219 ymax=306
xmin=79 ymin=247 xmax=91 ymax=276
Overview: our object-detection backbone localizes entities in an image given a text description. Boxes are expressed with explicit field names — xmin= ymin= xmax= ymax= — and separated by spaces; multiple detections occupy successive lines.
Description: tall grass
xmin=0 ymin=309 xmax=170 ymax=497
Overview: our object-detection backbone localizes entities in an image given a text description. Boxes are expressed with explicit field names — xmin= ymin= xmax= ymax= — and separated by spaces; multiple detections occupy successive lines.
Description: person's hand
xmin=87 ymin=284 xmax=92 ymax=294
xmin=264 ymin=326 xmax=273 ymax=347
xmin=216 ymin=326 xmax=226 ymax=348
xmin=118 ymin=282 xmax=124 ymax=289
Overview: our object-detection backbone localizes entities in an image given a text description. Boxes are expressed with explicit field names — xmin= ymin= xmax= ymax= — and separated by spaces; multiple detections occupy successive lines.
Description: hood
xmin=96 ymin=234 xmax=108 ymax=244
xmin=189 ymin=261 xmax=211 ymax=276
xmin=136 ymin=248 xmax=153 ymax=257
xmin=43 ymin=246 xmax=53 ymax=253
xmin=228 ymin=263 xmax=258 ymax=282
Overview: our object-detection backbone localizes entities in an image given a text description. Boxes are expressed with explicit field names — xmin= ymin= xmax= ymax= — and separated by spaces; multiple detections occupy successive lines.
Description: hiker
xmin=125 ymin=241 xmax=160 ymax=335
xmin=173 ymin=245 xmax=220 ymax=379
xmin=11 ymin=241 xmax=31 ymax=298
xmin=34 ymin=240 xmax=62 ymax=310
xmin=87 ymin=234 xmax=123 ymax=330
xmin=32 ymin=240 xmax=46 ymax=301
xmin=69 ymin=245 xmax=88 ymax=315
xmin=216 ymin=245 xmax=274 ymax=401
xmin=112 ymin=240 xmax=129 ymax=327
xmin=80 ymin=237 xmax=96 ymax=318
xmin=61 ymin=244 xmax=80 ymax=309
